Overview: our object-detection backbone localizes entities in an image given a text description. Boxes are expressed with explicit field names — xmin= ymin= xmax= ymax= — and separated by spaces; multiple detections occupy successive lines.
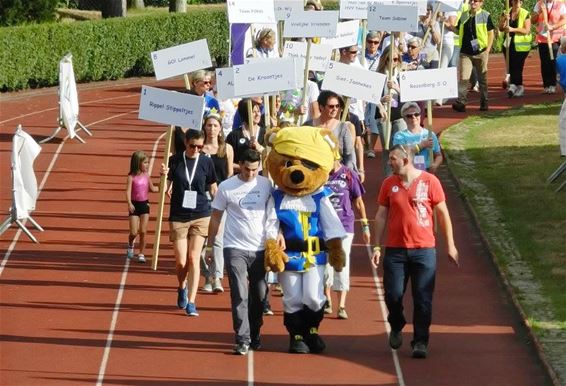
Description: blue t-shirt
xmin=393 ymin=128 xmax=440 ymax=170
xmin=556 ymin=54 xmax=566 ymax=92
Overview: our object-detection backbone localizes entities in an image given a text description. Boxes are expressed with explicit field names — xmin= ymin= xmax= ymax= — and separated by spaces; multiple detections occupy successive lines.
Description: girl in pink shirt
xmin=126 ymin=151 xmax=158 ymax=263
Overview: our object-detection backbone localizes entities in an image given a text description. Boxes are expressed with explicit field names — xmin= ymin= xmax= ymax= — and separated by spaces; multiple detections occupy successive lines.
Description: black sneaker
xmin=479 ymin=102 xmax=489 ymax=111
xmin=389 ymin=330 xmax=402 ymax=349
xmin=289 ymin=335 xmax=310 ymax=354
xmin=451 ymin=101 xmax=466 ymax=112
xmin=412 ymin=342 xmax=428 ymax=358
xmin=233 ymin=342 xmax=249 ymax=355
xmin=250 ymin=337 xmax=261 ymax=351
xmin=304 ymin=327 xmax=326 ymax=353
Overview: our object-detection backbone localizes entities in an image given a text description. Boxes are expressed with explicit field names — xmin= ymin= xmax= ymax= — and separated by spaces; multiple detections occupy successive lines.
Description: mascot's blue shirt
xmin=272 ymin=188 xmax=332 ymax=271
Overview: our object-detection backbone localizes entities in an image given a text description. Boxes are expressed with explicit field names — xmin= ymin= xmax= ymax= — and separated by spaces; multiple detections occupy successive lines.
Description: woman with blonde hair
xmin=247 ymin=28 xmax=279 ymax=59
xmin=188 ymin=70 xmax=220 ymax=115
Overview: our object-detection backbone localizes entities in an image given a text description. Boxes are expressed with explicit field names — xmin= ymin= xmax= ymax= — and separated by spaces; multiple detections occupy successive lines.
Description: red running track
xmin=0 ymin=54 xmax=561 ymax=385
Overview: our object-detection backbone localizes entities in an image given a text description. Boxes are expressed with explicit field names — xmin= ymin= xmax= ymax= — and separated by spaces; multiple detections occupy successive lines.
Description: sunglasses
xmin=199 ymin=80 xmax=211 ymax=85
xmin=404 ymin=112 xmax=421 ymax=118
xmin=188 ymin=144 xmax=204 ymax=149
xmin=389 ymin=57 xmax=400 ymax=62
xmin=326 ymin=104 xmax=340 ymax=109
xmin=367 ymin=40 xmax=380 ymax=44
xmin=408 ymin=45 xmax=418 ymax=49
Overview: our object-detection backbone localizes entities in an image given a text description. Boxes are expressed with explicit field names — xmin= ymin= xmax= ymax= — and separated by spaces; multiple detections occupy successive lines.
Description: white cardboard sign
xmin=283 ymin=11 xmax=339 ymax=38
xmin=399 ymin=67 xmax=458 ymax=102
xmin=367 ymin=1 xmax=419 ymax=32
xmin=274 ymin=0 xmax=304 ymax=21
xmin=282 ymin=41 xmax=333 ymax=72
xmin=233 ymin=57 xmax=297 ymax=96
xmin=138 ymin=86 xmax=205 ymax=129
xmin=436 ymin=0 xmax=462 ymax=12
xmin=340 ymin=0 xmax=370 ymax=20
xmin=215 ymin=65 xmax=279 ymax=100
xmin=321 ymin=61 xmax=386 ymax=104
xmin=227 ymin=0 xmax=276 ymax=24
xmin=150 ymin=39 xmax=212 ymax=81
xmin=320 ymin=20 xmax=360 ymax=50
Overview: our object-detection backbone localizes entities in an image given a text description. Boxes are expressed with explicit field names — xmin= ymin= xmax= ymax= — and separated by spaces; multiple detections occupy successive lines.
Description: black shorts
xmin=129 ymin=200 xmax=149 ymax=216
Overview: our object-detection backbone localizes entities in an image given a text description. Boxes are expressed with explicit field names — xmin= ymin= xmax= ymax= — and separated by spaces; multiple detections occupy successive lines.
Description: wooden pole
xmin=341 ymin=97 xmax=351 ymax=122
xmin=421 ymin=3 xmax=441 ymax=49
xmin=151 ymin=125 xmax=175 ymax=270
xmin=247 ymin=99 xmax=254 ymax=133
xmin=540 ymin=0 xmax=554 ymax=60
xmin=183 ymin=74 xmax=191 ymax=90
xmin=360 ymin=20 xmax=368 ymax=67
xmin=298 ymin=38 xmax=312 ymax=126
xmin=384 ymin=32 xmax=395 ymax=151
xmin=504 ymin=0 xmax=511 ymax=78
xmin=426 ymin=100 xmax=434 ymax=162
xmin=264 ymin=95 xmax=271 ymax=129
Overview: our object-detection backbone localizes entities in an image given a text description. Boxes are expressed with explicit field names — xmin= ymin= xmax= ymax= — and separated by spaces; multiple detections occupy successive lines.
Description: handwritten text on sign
xmin=399 ymin=67 xmax=458 ymax=102
xmin=283 ymin=41 xmax=332 ymax=72
xmin=274 ymin=0 xmax=304 ymax=21
xmin=284 ymin=10 xmax=339 ymax=38
xmin=138 ymin=86 xmax=205 ymax=129
xmin=340 ymin=0 xmax=370 ymax=20
xmin=367 ymin=1 xmax=419 ymax=32
xmin=227 ymin=0 xmax=275 ymax=24
xmin=150 ymin=39 xmax=212 ymax=81
xmin=321 ymin=61 xmax=386 ymax=104
xmin=233 ymin=58 xmax=297 ymax=96
xmin=320 ymin=20 xmax=360 ymax=50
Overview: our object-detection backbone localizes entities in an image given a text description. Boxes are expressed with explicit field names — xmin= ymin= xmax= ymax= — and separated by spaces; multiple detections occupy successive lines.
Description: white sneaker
xmin=507 ymin=84 xmax=517 ymax=98
xmin=213 ymin=278 xmax=224 ymax=293
xmin=137 ymin=254 xmax=146 ymax=263
xmin=549 ymin=86 xmax=556 ymax=94
xmin=514 ymin=85 xmax=524 ymax=97
xmin=202 ymin=277 xmax=213 ymax=293
xmin=126 ymin=246 xmax=134 ymax=259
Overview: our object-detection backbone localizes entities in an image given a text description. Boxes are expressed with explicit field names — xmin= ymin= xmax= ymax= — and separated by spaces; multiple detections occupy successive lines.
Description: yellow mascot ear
xmin=264 ymin=127 xmax=282 ymax=147
xmin=317 ymin=128 xmax=341 ymax=162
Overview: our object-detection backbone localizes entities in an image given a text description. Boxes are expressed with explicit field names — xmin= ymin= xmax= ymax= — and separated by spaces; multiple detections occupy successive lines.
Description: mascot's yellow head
xmin=265 ymin=126 xmax=340 ymax=197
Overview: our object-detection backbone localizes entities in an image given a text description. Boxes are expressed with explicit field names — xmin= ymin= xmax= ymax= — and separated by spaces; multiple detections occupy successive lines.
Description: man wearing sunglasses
xmin=450 ymin=0 xmax=495 ymax=112
xmin=393 ymin=102 xmax=443 ymax=173
xmin=371 ymin=144 xmax=459 ymax=359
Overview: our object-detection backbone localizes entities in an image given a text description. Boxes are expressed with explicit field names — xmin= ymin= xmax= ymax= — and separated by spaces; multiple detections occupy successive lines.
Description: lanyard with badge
xmin=414 ymin=132 xmax=428 ymax=171
xmin=182 ymin=153 xmax=199 ymax=209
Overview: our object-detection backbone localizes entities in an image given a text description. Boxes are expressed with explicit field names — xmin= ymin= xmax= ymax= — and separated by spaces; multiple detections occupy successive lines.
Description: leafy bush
xmin=0 ymin=9 xmax=229 ymax=91
xmin=0 ymin=0 xmax=59 ymax=26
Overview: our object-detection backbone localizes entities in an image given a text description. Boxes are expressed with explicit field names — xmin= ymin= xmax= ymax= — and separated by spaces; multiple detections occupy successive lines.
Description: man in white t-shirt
xmin=207 ymin=149 xmax=278 ymax=356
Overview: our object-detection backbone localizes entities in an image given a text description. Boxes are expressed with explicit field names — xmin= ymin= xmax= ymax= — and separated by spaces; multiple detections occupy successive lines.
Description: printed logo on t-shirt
xmin=239 ymin=190 xmax=262 ymax=210
xmin=414 ymin=180 xmax=430 ymax=227
xmin=392 ymin=185 xmax=399 ymax=193
xmin=239 ymin=138 xmax=246 ymax=144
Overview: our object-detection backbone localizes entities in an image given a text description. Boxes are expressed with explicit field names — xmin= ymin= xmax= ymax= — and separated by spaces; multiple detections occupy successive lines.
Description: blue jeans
xmin=383 ymin=247 xmax=436 ymax=345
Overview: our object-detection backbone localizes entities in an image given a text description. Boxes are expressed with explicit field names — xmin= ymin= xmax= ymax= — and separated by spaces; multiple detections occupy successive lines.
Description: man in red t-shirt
xmin=371 ymin=144 xmax=459 ymax=359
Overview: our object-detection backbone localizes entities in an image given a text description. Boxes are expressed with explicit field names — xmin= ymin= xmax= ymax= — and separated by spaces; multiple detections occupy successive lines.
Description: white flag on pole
xmin=12 ymin=129 xmax=42 ymax=220
xmin=59 ymin=55 xmax=79 ymax=139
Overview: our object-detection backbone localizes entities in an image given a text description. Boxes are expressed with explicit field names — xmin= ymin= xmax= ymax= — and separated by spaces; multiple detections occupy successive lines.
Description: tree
xmin=127 ymin=0 xmax=144 ymax=9
xmin=169 ymin=0 xmax=186 ymax=13
xmin=101 ymin=0 xmax=126 ymax=17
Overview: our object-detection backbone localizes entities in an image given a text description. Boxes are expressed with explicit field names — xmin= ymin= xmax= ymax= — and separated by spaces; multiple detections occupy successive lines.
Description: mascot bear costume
xmin=264 ymin=126 xmax=346 ymax=354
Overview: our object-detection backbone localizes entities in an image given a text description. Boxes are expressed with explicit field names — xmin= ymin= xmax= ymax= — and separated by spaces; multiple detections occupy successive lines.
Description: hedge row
xmin=0 ymin=0 xmax=534 ymax=92
xmin=0 ymin=8 xmax=229 ymax=91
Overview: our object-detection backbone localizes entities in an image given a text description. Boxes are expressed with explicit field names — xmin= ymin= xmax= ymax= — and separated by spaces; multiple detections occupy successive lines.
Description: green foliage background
xmin=0 ymin=0 xmax=538 ymax=91
xmin=0 ymin=9 xmax=229 ymax=91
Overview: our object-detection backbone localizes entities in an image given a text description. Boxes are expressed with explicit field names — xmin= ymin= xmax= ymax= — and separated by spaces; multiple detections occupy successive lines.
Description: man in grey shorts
xmin=206 ymin=149 xmax=278 ymax=355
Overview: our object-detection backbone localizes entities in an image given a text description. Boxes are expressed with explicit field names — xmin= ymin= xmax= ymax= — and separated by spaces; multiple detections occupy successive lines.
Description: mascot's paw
xmin=326 ymin=238 xmax=345 ymax=272
xmin=264 ymin=239 xmax=289 ymax=273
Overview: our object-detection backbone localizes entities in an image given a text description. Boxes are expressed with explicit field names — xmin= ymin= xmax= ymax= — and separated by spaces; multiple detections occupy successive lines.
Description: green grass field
xmin=442 ymin=103 xmax=566 ymax=379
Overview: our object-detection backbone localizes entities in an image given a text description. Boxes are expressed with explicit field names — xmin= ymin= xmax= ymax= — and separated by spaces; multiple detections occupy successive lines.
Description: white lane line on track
xmin=0 ymin=94 xmax=139 ymax=125
xmin=248 ymin=350 xmax=254 ymax=386
xmin=95 ymin=130 xmax=165 ymax=386
xmin=365 ymin=245 xmax=406 ymax=386
xmin=0 ymin=109 xmax=140 ymax=276
xmin=96 ymin=258 xmax=131 ymax=386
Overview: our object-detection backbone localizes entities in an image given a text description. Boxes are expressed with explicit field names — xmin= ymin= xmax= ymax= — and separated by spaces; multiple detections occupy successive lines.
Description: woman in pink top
xmin=126 ymin=151 xmax=158 ymax=263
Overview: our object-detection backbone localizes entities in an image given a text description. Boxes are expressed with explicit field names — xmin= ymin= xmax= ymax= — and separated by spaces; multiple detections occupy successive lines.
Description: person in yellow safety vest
xmin=499 ymin=0 xmax=533 ymax=97
xmin=531 ymin=0 xmax=566 ymax=93
xmin=450 ymin=0 xmax=495 ymax=113
xmin=446 ymin=0 xmax=470 ymax=68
